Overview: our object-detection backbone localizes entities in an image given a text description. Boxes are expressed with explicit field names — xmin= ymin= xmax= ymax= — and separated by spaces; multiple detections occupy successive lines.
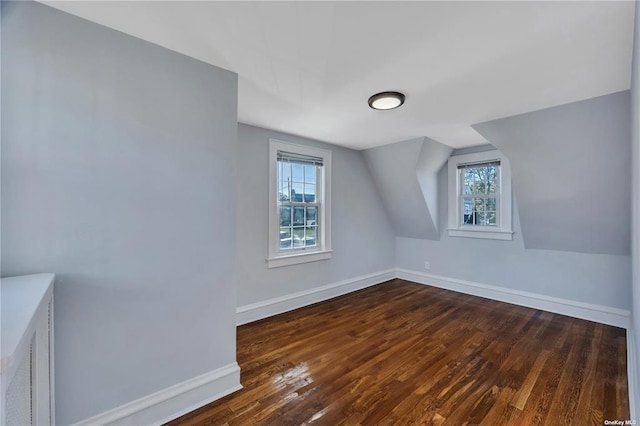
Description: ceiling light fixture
xmin=368 ymin=91 xmax=405 ymax=110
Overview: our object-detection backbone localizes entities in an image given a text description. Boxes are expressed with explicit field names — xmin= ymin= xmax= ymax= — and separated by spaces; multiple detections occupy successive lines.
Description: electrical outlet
xmin=424 ymin=261 xmax=430 ymax=270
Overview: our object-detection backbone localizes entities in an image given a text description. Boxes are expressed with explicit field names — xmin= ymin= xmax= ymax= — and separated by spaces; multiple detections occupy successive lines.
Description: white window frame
xmin=447 ymin=150 xmax=513 ymax=240
xmin=268 ymin=139 xmax=332 ymax=268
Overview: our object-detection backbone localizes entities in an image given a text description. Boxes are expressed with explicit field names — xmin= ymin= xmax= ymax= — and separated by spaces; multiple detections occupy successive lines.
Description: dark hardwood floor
xmin=168 ymin=279 xmax=629 ymax=425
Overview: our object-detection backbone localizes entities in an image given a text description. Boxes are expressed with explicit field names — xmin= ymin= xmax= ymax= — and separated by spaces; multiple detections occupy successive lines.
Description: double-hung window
xmin=460 ymin=161 xmax=500 ymax=226
xmin=447 ymin=150 xmax=513 ymax=240
xmin=268 ymin=139 xmax=332 ymax=268
xmin=277 ymin=151 xmax=321 ymax=251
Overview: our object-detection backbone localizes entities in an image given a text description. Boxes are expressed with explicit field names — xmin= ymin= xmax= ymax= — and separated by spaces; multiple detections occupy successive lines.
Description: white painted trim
xmin=73 ymin=362 xmax=242 ymax=426
xmin=447 ymin=229 xmax=513 ymax=240
xmin=447 ymin=149 xmax=513 ymax=240
xmin=396 ymin=268 xmax=631 ymax=329
xmin=267 ymin=249 xmax=332 ymax=269
xmin=236 ymin=269 xmax=395 ymax=325
xmin=628 ymin=329 xmax=638 ymax=421
xmin=268 ymin=139 xmax=332 ymax=267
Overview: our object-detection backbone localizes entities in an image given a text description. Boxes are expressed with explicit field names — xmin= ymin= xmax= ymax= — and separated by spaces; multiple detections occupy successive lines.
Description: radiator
xmin=1 ymin=274 xmax=55 ymax=426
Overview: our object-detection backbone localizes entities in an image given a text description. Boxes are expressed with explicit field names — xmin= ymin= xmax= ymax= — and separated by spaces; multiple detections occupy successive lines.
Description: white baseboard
xmin=396 ymin=268 xmax=631 ymax=329
xmin=73 ymin=362 xmax=242 ymax=426
xmin=236 ymin=269 xmax=396 ymax=325
xmin=628 ymin=329 xmax=638 ymax=421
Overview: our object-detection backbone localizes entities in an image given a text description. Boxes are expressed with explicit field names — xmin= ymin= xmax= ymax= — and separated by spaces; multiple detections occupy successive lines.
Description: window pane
xmin=278 ymin=162 xmax=291 ymax=201
xmin=293 ymin=190 xmax=304 ymax=202
xmin=293 ymin=206 xmax=305 ymax=226
xmin=306 ymin=206 xmax=317 ymax=226
xmin=279 ymin=161 xmax=291 ymax=183
xmin=292 ymin=163 xmax=304 ymax=182
xmin=305 ymin=226 xmax=317 ymax=247
xmin=280 ymin=225 xmax=319 ymax=250
xmin=463 ymin=197 xmax=474 ymax=224
xmin=463 ymin=170 xmax=474 ymax=195
xmin=487 ymin=165 xmax=497 ymax=194
xmin=476 ymin=211 xmax=487 ymax=225
xmin=290 ymin=183 xmax=303 ymax=202
xmin=462 ymin=197 xmax=497 ymax=226
xmin=487 ymin=211 xmax=497 ymax=226
xmin=290 ymin=227 xmax=318 ymax=248
xmin=279 ymin=227 xmax=292 ymax=249
xmin=279 ymin=206 xmax=292 ymax=227
xmin=305 ymin=164 xmax=317 ymax=184
xmin=292 ymin=227 xmax=305 ymax=248
xmin=304 ymin=184 xmax=316 ymax=203
xmin=474 ymin=197 xmax=485 ymax=225
xmin=463 ymin=182 xmax=474 ymax=195
xmin=462 ymin=164 xmax=498 ymax=195
xmin=279 ymin=183 xmax=290 ymax=201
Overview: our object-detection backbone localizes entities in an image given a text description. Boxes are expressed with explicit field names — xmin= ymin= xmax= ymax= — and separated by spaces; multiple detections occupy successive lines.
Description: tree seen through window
xmin=460 ymin=162 xmax=499 ymax=226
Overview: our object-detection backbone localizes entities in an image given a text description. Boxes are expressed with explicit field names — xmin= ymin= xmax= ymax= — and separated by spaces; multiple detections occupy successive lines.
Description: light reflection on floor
xmin=272 ymin=363 xmax=330 ymax=424
xmin=272 ymin=362 xmax=311 ymax=387
xmin=306 ymin=407 xmax=328 ymax=423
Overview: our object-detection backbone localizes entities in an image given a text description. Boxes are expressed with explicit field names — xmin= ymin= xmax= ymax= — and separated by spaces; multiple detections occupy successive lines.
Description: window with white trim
xmin=268 ymin=139 xmax=332 ymax=268
xmin=447 ymin=150 xmax=513 ymax=240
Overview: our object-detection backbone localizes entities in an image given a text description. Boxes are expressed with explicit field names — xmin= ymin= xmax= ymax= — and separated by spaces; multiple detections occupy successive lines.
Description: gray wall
xmin=1 ymin=2 xmax=238 ymax=424
xmin=631 ymin=0 xmax=640 ymax=416
xmin=451 ymin=144 xmax=496 ymax=156
xmin=236 ymin=124 xmax=395 ymax=306
xmin=0 ymin=2 xmax=2 ymax=280
xmin=396 ymin=163 xmax=632 ymax=310
xmin=362 ymin=137 xmax=452 ymax=240
xmin=473 ymin=91 xmax=631 ymax=256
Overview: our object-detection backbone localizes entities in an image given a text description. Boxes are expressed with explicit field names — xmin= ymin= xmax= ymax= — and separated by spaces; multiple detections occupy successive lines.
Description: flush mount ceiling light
xmin=368 ymin=91 xmax=405 ymax=110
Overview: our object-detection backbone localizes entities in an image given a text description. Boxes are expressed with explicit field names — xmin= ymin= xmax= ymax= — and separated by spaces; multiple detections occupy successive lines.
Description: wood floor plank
xmin=511 ymin=350 xmax=551 ymax=410
xmin=167 ymin=279 xmax=629 ymax=426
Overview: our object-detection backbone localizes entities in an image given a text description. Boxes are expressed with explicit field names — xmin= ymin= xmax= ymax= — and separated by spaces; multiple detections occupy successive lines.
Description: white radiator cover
xmin=5 ymin=348 xmax=31 ymax=425
xmin=1 ymin=274 xmax=55 ymax=426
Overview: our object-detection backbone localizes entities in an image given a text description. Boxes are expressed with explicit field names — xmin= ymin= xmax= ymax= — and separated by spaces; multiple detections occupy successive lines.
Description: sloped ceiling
xmin=473 ymin=91 xmax=631 ymax=256
xmin=363 ymin=137 xmax=453 ymax=239
xmin=41 ymin=1 xmax=634 ymax=150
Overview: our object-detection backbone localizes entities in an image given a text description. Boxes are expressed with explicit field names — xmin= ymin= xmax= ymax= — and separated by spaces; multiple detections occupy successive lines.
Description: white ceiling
xmin=42 ymin=1 xmax=635 ymax=150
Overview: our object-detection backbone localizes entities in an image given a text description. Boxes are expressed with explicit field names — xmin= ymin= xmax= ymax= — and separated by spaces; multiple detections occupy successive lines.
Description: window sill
xmin=267 ymin=250 xmax=333 ymax=268
xmin=447 ymin=229 xmax=513 ymax=241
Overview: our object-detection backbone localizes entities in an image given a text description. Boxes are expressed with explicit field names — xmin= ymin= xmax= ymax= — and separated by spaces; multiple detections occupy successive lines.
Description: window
xmin=277 ymin=152 xmax=320 ymax=251
xmin=460 ymin=161 xmax=499 ymax=226
xmin=268 ymin=139 xmax=332 ymax=268
xmin=447 ymin=150 xmax=513 ymax=240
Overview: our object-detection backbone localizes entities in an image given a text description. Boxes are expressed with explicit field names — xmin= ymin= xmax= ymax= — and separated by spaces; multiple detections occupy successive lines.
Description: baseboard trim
xmin=396 ymin=268 xmax=631 ymax=329
xmin=73 ymin=362 xmax=242 ymax=426
xmin=236 ymin=269 xmax=396 ymax=325
xmin=628 ymin=329 xmax=638 ymax=420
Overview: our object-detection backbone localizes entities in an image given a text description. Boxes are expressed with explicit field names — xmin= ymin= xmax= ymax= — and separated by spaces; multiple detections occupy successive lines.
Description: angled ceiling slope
xmin=41 ymin=1 xmax=634 ymax=150
xmin=473 ymin=91 xmax=631 ymax=256
xmin=363 ymin=137 xmax=453 ymax=239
